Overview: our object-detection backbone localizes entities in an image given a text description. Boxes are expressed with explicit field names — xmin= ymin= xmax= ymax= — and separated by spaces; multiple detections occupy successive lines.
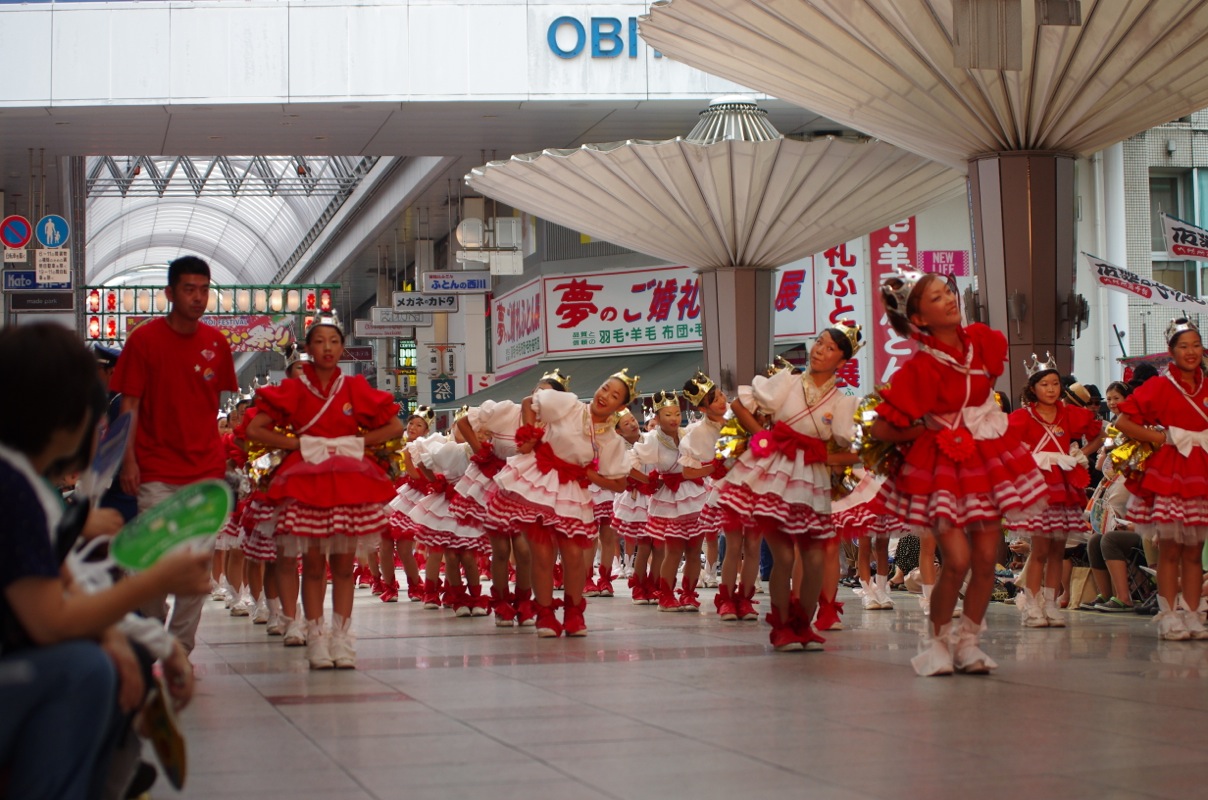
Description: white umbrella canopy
xmin=640 ymin=0 xmax=1208 ymax=172
xmin=467 ymin=135 xmax=964 ymax=270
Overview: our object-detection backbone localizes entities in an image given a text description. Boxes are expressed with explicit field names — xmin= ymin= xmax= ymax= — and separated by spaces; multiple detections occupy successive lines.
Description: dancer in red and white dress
xmin=630 ymin=391 xmax=709 ymax=611
xmin=871 ymin=271 xmax=1046 ymax=676
xmin=1008 ymin=355 xmax=1105 ymax=629
xmin=615 ymin=419 xmax=658 ymax=605
xmin=832 ymin=469 xmax=904 ymax=612
xmin=486 ymin=371 xmax=635 ymax=637
xmin=382 ymin=407 xmax=437 ymax=603
xmin=716 ymin=326 xmax=862 ymax=651
xmin=411 ymin=410 xmax=491 ymax=617
xmin=239 ymin=350 xmax=310 ymax=637
xmin=1114 ymin=317 xmax=1208 ymax=640
xmin=453 ymin=373 xmax=568 ymax=626
xmin=246 ymin=314 xmax=403 ymax=669
xmin=685 ymin=373 xmax=758 ymax=622
xmin=676 ymin=372 xmax=729 ymax=610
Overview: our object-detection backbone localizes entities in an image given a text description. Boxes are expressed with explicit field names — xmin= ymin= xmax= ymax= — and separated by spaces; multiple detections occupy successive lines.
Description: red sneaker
xmin=815 ymin=593 xmax=845 ymax=632
xmin=714 ymin=584 xmax=738 ymax=621
xmin=406 ymin=582 xmax=424 ymax=602
xmin=677 ymin=575 xmax=701 ymax=612
xmin=422 ymin=579 xmax=441 ymax=610
xmin=563 ymin=598 xmax=587 ymax=637
xmin=597 ymin=566 xmax=614 ymax=597
xmin=468 ymin=584 xmax=491 ymax=617
xmin=657 ymin=578 xmax=682 ymax=612
xmin=535 ymin=601 xmax=564 ymax=638
xmin=370 ymin=576 xmax=385 ymax=596
xmin=736 ymin=583 xmax=759 ymax=621
xmin=379 ymin=581 xmax=400 ymax=603
xmin=492 ymin=586 xmax=516 ymax=627
xmin=584 ymin=576 xmax=601 ymax=598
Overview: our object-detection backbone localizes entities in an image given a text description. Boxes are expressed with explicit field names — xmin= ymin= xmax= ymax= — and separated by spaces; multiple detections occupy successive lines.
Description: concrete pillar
xmin=968 ymin=151 xmax=1077 ymax=401
xmin=1103 ymin=143 xmax=1129 ymax=379
xmin=697 ymin=266 xmax=775 ymax=394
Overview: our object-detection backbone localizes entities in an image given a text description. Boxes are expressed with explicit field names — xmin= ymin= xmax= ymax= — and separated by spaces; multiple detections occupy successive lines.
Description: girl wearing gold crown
xmin=451 ymin=371 xmax=567 ymax=627
xmin=1114 ymin=317 xmax=1208 ymax=640
xmin=486 ymin=371 xmax=635 ymax=637
xmin=715 ymin=327 xmax=861 ymax=651
xmin=247 ymin=314 xmax=404 ymax=669
xmin=382 ymin=407 xmax=438 ymax=604
xmin=410 ymin=408 xmax=492 ymax=618
xmin=629 ymin=389 xmax=710 ymax=611
xmin=872 ymin=272 xmax=1047 ymax=676
xmin=1008 ymin=354 xmax=1105 ymax=628
xmin=678 ymin=372 xmax=731 ymax=608
xmin=614 ymin=414 xmax=658 ymax=605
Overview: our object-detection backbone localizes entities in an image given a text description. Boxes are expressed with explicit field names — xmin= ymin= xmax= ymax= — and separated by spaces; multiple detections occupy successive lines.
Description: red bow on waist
xmin=660 ymin=473 xmax=704 ymax=492
xmin=759 ymin=421 xmax=827 ymax=464
xmin=471 ymin=442 xmax=506 ymax=478
xmin=534 ymin=442 xmax=589 ymax=488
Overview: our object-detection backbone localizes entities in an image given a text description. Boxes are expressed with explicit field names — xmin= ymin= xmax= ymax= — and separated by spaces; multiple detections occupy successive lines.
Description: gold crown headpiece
xmin=411 ymin=405 xmax=435 ymax=425
xmin=683 ymin=370 xmax=716 ymax=407
xmin=651 ymin=390 xmax=681 ymax=412
xmin=453 ymin=404 xmax=471 ymax=422
xmin=1024 ymin=351 xmax=1059 ymax=381
xmin=615 ymin=407 xmax=633 ymax=420
xmin=827 ymin=320 xmax=865 ymax=357
xmin=540 ymin=367 xmax=571 ymax=390
xmin=306 ymin=311 xmax=344 ymax=337
xmin=1166 ymin=317 xmax=1199 ymax=345
xmin=610 ymin=368 xmax=640 ymax=402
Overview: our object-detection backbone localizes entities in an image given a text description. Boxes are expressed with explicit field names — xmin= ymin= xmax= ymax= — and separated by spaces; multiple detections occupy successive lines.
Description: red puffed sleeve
xmin=1066 ymin=404 xmax=1104 ymax=441
xmin=253 ymin=380 xmax=303 ymax=429
xmin=1006 ymin=407 xmax=1032 ymax=443
xmin=347 ymin=374 xmax=401 ymax=429
xmin=966 ymin=323 xmax=1008 ymax=379
xmin=874 ymin=356 xmax=939 ymax=428
xmin=1116 ymin=376 xmax=1164 ymax=427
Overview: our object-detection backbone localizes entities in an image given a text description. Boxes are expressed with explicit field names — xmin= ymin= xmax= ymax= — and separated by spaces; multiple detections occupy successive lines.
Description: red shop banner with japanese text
xmin=868 ymin=218 xmax=918 ymax=386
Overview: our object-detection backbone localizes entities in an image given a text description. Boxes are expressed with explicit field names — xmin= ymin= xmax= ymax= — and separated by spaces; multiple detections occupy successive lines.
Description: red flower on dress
xmin=1068 ymin=465 xmax=1091 ymax=490
xmin=750 ymin=429 xmax=774 ymax=458
xmin=936 ymin=427 xmax=976 ymax=463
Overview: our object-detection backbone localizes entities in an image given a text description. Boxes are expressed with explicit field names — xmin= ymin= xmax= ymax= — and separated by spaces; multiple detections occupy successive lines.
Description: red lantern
xmin=87 ymin=289 xmax=101 ymax=313
xmin=105 ymin=291 xmax=117 ymax=312
xmin=305 ymin=290 xmax=316 ymax=311
xmin=87 ymin=316 xmax=101 ymax=339
xmin=304 ymin=315 xmax=314 ymax=330
xmin=105 ymin=318 xmax=118 ymax=339
xmin=319 ymin=288 xmax=332 ymax=312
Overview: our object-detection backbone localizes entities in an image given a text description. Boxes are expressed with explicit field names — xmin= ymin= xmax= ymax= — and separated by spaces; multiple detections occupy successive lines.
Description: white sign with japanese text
xmin=494 ymin=277 xmax=545 ymax=372
xmin=817 ymin=239 xmax=871 ymax=393
xmin=393 ymin=292 xmax=459 ymax=313
xmin=422 ymin=271 xmax=491 ymax=294
xmin=542 ymin=262 xmax=823 ymax=357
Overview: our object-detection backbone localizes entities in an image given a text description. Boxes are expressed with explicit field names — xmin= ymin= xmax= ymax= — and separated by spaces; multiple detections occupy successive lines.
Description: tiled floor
xmin=157 ymin=584 xmax=1208 ymax=800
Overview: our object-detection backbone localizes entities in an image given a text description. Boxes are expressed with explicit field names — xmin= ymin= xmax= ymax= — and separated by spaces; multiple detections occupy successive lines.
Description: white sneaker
xmin=1179 ymin=609 xmax=1208 ymax=640
xmin=1019 ymin=589 xmax=1049 ymax=628
xmin=1156 ymin=597 xmax=1191 ymax=641
xmin=911 ymin=622 xmax=954 ymax=677
xmin=951 ymin=617 xmax=997 ymax=674
xmin=874 ymin=575 xmax=895 ymax=609
xmin=210 ymin=578 xmax=224 ymax=601
xmin=1042 ymin=588 xmax=1066 ymax=628
xmin=222 ymin=584 xmax=237 ymax=609
xmin=754 ymin=578 xmax=767 ymax=595
xmin=230 ymin=597 xmax=251 ymax=617
xmin=859 ymin=580 xmax=883 ymax=610
xmin=329 ymin=614 xmax=356 ymax=669
xmin=252 ymin=599 xmax=270 ymax=624
xmin=282 ymin=617 xmax=307 ymax=647
xmin=918 ymin=584 xmax=932 ymax=617
xmin=265 ymin=598 xmax=285 ymax=635
xmin=306 ymin=620 xmax=334 ymax=670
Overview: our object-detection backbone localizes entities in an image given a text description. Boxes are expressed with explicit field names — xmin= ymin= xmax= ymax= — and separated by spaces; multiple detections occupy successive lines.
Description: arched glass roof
xmin=85 ymin=156 xmax=373 ymax=286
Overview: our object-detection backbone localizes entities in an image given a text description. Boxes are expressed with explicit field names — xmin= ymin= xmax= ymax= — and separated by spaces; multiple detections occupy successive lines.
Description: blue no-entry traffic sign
xmin=35 ymin=214 xmax=70 ymax=248
xmin=1 ymin=215 xmax=31 ymax=249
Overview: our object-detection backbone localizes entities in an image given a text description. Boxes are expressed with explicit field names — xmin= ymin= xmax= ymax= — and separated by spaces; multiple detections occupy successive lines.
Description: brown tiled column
xmin=968 ymin=151 xmax=1077 ymax=401
xmin=697 ymin=266 xmax=775 ymax=393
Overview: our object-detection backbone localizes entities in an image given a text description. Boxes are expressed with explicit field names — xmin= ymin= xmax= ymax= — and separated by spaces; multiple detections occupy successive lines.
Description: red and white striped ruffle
xmin=717 ymin=482 xmax=834 ymax=540
xmin=276 ymin=501 xmax=388 ymax=553
xmin=387 ymin=508 xmax=418 ymax=541
xmin=877 ymin=478 xmax=1047 ymax=530
xmin=646 ymin=513 xmax=703 ymax=542
xmin=1131 ymin=494 xmax=1208 ymax=545
xmin=695 ymin=502 xmax=724 ymax=540
xmin=1009 ymin=502 xmax=1089 ymax=539
xmin=487 ymin=489 xmax=597 ymax=542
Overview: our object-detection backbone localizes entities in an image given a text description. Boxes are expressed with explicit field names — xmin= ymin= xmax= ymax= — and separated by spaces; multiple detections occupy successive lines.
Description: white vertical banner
xmin=817 ymin=238 xmax=869 ymax=393
xmin=493 ymin=277 xmax=545 ymax=372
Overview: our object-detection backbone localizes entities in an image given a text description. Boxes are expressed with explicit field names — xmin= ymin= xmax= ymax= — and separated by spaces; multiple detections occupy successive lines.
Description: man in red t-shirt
xmin=110 ymin=255 xmax=238 ymax=651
